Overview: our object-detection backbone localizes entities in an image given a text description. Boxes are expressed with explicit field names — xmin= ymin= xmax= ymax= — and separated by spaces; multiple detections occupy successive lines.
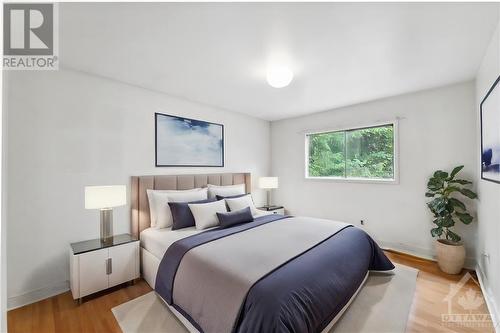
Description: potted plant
xmin=426 ymin=165 xmax=477 ymax=274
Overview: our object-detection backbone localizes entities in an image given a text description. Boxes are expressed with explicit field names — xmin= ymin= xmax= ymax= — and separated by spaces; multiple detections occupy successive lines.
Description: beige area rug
xmin=112 ymin=264 xmax=418 ymax=333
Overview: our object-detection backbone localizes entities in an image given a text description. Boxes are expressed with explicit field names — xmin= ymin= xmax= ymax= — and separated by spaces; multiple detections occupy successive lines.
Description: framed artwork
xmin=155 ymin=113 xmax=224 ymax=167
xmin=480 ymin=75 xmax=500 ymax=184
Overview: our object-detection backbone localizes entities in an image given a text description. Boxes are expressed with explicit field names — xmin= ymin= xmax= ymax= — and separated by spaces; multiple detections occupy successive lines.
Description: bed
xmin=131 ymin=173 xmax=394 ymax=333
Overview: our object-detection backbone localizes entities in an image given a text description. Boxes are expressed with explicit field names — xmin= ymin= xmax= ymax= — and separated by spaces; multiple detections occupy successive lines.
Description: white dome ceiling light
xmin=266 ymin=66 xmax=294 ymax=88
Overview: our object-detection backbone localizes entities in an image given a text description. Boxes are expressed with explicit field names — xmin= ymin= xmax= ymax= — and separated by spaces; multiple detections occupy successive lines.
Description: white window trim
xmin=304 ymin=120 xmax=399 ymax=184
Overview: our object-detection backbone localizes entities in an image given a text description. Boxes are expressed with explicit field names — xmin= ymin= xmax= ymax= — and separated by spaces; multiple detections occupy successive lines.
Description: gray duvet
xmin=155 ymin=214 xmax=394 ymax=333
xmin=173 ymin=217 xmax=349 ymax=333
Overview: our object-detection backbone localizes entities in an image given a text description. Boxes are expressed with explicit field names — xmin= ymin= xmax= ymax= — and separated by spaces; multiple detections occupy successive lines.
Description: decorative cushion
xmin=169 ymin=198 xmax=216 ymax=230
xmin=215 ymin=193 xmax=248 ymax=200
xmin=217 ymin=207 xmax=254 ymax=228
xmin=207 ymin=184 xmax=245 ymax=199
xmin=189 ymin=199 xmax=228 ymax=230
xmin=149 ymin=188 xmax=208 ymax=229
xmin=224 ymin=194 xmax=259 ymax=217
xmin=146 ymin=188 xmax=202 ymax=227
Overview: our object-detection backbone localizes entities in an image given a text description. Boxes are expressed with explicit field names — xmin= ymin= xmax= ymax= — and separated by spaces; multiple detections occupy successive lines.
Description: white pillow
xmin=147 ymin=188 xmax=202 ymax=227
xmin=207 ymin=184 xmax=246 ymax=199
xmin=189 ymin=199 xmax=228 ymax=230
xmin=148 ymin=188 xmax=208 ymax=228
xmin=225 ymin=194 xmax=259 ymax=217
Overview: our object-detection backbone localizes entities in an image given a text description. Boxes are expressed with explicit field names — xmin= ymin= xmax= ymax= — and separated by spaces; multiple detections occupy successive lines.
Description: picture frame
xmin=480 ymin=75 xmax=500 ymax=184
xmin=155 ymin=112 xmax=224 ymax=167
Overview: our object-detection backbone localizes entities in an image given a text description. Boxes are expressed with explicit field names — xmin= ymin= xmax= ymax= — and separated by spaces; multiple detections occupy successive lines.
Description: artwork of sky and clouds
xmin=155 ymin=113 xmax=224 ymax=166
xmin=481 ymin=77 xmax=500 ymax=184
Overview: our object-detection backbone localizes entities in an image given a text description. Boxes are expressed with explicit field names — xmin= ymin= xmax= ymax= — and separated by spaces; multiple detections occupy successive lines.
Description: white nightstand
xmin=258 ymin=205 xmax=285 ymax=215
xmin=69 ymin=234 xmax=139 ymax=303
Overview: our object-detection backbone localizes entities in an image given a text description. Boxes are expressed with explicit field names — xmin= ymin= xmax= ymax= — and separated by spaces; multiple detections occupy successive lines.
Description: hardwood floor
xmin=385 ymin=251 xmax=495 ymax=333
xmin=8 ymin=251 xmax=495 ymax=333
xmin=7 ymin=281 xmax=151 ymax=333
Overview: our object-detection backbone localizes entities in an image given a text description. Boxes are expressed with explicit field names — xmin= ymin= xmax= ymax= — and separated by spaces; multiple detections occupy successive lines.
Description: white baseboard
xmin=379 ymin=240 xmax=476 ymax=269
xmin=476 ymin=264 xmax=500 ymax=333
xmin=7 ymin=280 xmax=69 ymax=310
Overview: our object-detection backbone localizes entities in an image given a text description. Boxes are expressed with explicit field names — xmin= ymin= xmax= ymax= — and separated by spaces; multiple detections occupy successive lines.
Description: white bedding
xmin=140 ymin=227 xmax=204 ymax=259
xmin=140 ymin=210 xmax=274 ymax=259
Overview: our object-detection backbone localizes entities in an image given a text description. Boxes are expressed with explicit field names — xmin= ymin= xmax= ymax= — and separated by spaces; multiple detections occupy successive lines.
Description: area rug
xmin=112 ymin=264 xmax=417 ymax=333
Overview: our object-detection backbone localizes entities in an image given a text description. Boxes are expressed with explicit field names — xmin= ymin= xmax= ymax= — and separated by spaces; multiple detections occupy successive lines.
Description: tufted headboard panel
xmin=130 ymin=173 xmax=251 ymax=238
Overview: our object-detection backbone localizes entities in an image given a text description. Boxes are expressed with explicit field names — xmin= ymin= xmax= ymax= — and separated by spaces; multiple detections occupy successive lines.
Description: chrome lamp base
xmin=100 ymin=208 xmax=114 ymax=244
xmin=266 ymin=189 xmax=272 ymax=207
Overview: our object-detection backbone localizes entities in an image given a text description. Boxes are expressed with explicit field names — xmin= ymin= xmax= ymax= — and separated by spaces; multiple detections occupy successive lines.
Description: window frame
xmin=304 ymin=120 xmax=399 ymax=184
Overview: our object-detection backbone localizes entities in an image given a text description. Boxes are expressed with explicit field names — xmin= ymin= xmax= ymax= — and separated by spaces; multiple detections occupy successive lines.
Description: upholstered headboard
xmin=130 ymin=173 xmax=251 ymax=238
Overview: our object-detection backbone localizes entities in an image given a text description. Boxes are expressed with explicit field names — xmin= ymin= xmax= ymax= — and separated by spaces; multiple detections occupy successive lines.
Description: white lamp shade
xmin=85 ymin=185 xmax=126 ymax=209
xmin=259 ymin=177 xmax=279 ymax=189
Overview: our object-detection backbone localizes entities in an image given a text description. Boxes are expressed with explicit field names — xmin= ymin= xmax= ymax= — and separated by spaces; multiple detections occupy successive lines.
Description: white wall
xmin=475 ymin=15 xmax=500 ymax=328
xmin=271 ymin=82 xmax=477 ymax=263
xmin=1 ymin=6 xmax=7 ymax=326
xmin=4 ymin=69 xmax=271 ymax=308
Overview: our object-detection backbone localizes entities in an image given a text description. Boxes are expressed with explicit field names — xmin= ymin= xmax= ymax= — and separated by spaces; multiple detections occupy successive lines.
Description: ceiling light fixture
xmin=266 ymin=66 xmax=293 ymax=88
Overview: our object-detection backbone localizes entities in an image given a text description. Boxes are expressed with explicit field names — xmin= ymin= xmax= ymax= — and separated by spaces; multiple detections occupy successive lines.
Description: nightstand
xmin=258 ymin=205 xmax=285 ymax=215
xmin=69 ymin=234 xmax=139 ymax=303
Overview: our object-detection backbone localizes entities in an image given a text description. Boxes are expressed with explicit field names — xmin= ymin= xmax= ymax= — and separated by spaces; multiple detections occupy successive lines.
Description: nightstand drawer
xmin=271 ymin=208 xmax=285 ymax=215
xmin=257 ymin=206 xmax=285 ymax=215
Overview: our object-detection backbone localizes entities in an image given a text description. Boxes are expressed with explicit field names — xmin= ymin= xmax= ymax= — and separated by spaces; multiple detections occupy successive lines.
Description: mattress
xmin=140 ymin=227 xmax=204 ymax=259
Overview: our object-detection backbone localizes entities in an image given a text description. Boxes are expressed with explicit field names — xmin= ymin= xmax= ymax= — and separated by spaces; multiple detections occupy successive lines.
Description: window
xmin=306 ymin=123 xmax=397 ymax=182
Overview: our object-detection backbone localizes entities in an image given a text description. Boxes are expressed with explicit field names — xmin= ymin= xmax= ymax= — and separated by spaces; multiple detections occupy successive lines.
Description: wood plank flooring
xmin=385 ymin=251 xmax=495 ymax=333
xmin=7 ymin=251 xmax=496 ymax=333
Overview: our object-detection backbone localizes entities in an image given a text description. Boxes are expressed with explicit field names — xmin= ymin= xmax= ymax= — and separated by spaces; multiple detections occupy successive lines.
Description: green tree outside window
xmin=307 ymin=124 xmax=395 ymax=179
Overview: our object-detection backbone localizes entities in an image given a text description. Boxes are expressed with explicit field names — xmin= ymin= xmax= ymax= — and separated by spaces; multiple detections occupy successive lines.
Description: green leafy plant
xmin=308 ymin=125 xmax=394 ymax=178
xmin=426 ymin=165 xmax=477 ymax=243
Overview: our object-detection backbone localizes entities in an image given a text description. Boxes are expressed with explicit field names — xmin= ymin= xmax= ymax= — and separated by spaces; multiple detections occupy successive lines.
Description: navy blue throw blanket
xmin=155 ymin=215 xmax=394 ymax=333
xmin=235 ymin=226 xmax=393 ymax=333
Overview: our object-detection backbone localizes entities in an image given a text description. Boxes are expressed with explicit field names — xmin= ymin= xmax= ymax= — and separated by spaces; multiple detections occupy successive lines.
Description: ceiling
xmin=60 ymin=3 xmax=499 ymax=121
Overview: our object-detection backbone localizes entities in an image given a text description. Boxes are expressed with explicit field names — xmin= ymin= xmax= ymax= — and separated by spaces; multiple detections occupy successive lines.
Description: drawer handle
xmin=106 ymin=258 xmax=112 ymax=275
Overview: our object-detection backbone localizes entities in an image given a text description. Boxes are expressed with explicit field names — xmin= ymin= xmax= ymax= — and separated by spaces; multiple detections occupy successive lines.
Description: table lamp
xmin=258 ymin=177 xmax=278 ymax=208
xmin=85 ymin=185 xmax=126 ymax=244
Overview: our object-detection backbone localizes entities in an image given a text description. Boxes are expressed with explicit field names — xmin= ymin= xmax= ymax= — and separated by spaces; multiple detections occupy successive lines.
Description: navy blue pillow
xmin=169 ymin=198 xmax=216 ymax=230
xmin=215 ymin=193 xmax=247 ymax=201
xmin=217 ymin=207 xmax=254 ymax=228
